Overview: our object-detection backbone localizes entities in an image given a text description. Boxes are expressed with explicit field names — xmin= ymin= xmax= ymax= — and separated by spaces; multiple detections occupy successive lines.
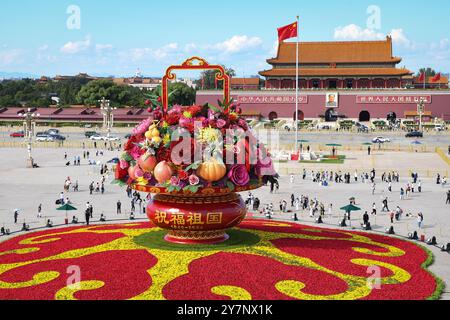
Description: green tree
xmin=195 ymin=67 xmax=236 ymax=90
xmin=418 ymin=68 xmax=436 ymax=77
xmin=76 ymin=79 xmax=145 ymax=107
xmin=150 ymin=82 xmax=196 ymax=106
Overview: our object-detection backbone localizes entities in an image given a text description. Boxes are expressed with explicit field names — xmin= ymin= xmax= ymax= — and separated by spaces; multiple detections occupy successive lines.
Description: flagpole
xmin=423 ymin=71 xmax=426 ymax=90
xmin=295 ymin=15 xmax=299 ymax=154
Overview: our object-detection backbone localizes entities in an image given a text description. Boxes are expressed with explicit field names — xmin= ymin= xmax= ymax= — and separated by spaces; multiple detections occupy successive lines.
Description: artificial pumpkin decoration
xmin=138 ymin=152 xmax=157 ymax=173
xmin=154 ymin=161 xmax=173 ymax=183
xmin=197 ymin=158 xmax=227 ymax=182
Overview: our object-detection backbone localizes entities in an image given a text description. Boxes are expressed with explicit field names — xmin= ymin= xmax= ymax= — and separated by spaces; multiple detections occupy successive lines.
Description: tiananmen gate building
xmin=197 ymin=36 xmax=450 ymax=122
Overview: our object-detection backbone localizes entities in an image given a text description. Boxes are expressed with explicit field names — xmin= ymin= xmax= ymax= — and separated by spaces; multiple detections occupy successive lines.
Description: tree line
xmin=0 ymin=77 xmax=196 ymax=108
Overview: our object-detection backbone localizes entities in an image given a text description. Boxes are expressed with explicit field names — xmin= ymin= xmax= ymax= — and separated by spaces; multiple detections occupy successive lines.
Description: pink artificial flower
xmin=119 ymin=160 xmax=129 ymax=170
xmin=228 ymin=165 xmax=250 ymax=186
xmin=216 ymin=119 xmax=227 ymax=128
xmin=129 ymin=145 xmax=144 ymax=160
xmin=132 ymin=118 xmax=152 ymax=136
xmin=170 ymin=176 xmax=180 ymax=186
xmin=189 ymin=174 xmax=200 ymax=186
xmin=255 ymin=156 xmax=276 ymax=177
xmin=135 ymin=167 xmax=144 ymax=178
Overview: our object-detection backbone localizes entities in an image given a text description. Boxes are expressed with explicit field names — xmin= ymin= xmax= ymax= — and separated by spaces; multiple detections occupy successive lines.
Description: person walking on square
xmin=382 ymin=197 xmax=389 ymax=212
xmin=371 ymin=203 xmax=377 ymax=215
xmin=131 ymin=199 xmax=135 ymax=214
xmin=417 ymin=212 xmax=424 ymax=229
xmin=390 ymin=211 xmax=395 ymax=224
xmin=400 ymin=188 xmax=405 ymax=200
xmin=37 ymin=204 xmax=42 ymax=218
xmin=13 ymin=209 xmax=19 ymax=224
xmin=388 ymin=181 xmax=392 ymax=193
xmin=371 ymin=182 xmax=376 ymax=195
xmin=85 ymin=208 xmax=91 ymax=225
xmin=446 ymin=190 xmax=450 ymax=204
xmin=117 ymin=200 xmax=122 ymax=214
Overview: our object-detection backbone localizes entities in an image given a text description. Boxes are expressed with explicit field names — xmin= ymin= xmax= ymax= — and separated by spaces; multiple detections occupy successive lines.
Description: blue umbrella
xmin=411 ymin=140 xmax=422 ymax=145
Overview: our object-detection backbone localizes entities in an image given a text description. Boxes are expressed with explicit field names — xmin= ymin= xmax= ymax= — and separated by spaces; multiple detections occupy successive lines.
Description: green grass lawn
xmin=300 ymin=155 xmax=346 ymax=164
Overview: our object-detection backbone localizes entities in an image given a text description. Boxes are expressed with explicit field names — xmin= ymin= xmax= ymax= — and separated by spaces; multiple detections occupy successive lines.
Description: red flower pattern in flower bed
xmin=0 ymin=220 xmax=442 ymax=300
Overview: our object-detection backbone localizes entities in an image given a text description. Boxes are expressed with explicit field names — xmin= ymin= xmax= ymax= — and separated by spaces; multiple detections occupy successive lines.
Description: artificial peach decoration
xmin=128 ymin=165 xmax=138 ymax=180
xmin=197 ymin=158 xmax=227 ymax=182
xmin=138 ymin=153 xmax=157 ymax=173
xmin=154 ymin=161 xmax=173 ymax=183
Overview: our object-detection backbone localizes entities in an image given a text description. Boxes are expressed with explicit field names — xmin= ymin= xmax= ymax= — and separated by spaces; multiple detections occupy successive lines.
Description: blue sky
xmin=1 ymin=0 xmax=449 ymax=77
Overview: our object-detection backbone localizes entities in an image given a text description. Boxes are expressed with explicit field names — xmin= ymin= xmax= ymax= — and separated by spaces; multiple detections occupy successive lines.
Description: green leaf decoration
xmin=111 ymin=179 xmax=127 ymax=187
xmin=207 ymin=103 xmax=222 ymax=113
xmin=226 ymin=181 xmax=235 ymax=191
xmin=185 ymin=161 xmax=201 ymax=172
xmin=121 ymin=153 xmax=133 ymax=162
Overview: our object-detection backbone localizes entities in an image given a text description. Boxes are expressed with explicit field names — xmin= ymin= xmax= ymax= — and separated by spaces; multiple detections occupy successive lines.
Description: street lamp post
xmin=18 ymin=108 xmax=40 ymax=168
xmin=417 ymin=98 xmax=425 ymax=132
xmin=99 ymin=97 xmax=116 ymax=139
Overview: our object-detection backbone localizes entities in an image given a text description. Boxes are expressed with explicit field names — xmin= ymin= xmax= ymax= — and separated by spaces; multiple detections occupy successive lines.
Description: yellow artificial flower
xmin=136 ymin=177 xmax=149 ymax=186
xmin=163 ymin=134 xmax=171 ymax=145
xmin=198 ymin=126 xmax=221 ymax=143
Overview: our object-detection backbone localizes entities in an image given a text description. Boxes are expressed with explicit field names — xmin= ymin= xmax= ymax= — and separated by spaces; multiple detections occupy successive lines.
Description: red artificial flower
xmin=229 ymin=113 xmax=238 ymax=122
xmin=156 ymin=146 xmax=171 ymax=163
xmin=165 ymin=112 xmax=181 ymax=125
xmin=187 ymin=105 xmax=202 ymax=116
xmin=124 ymin=136 xmax=139 ymax=151
xmin=157 ymin=96 xmax=162 ymax=102
xmin=115 ymin=165 xmax=128 ymax=181
xmin=178 ymin=170 xmax=189 ymax=181
xmin=145 ymin=100 xmax=151 ymax=106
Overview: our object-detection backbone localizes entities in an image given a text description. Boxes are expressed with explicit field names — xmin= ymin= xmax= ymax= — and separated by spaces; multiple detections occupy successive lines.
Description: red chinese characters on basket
xmin=153 ymin=211 xmax=223 ymax=230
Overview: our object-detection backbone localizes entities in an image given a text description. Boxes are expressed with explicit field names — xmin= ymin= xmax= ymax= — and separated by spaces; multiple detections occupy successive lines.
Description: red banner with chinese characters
xmin=356 ymin=95 xmax=432 ymax=104
xmin=236 ymin=95 xmax=308 ymax=104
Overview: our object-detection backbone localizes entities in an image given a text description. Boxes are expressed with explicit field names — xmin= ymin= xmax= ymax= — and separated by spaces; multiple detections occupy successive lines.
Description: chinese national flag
xmin=432 ymin=73 xmax=441 ymax=82
xmin=277 ymin=22 xmax=298 ymax=42
xmin=418 ymin=72 xmax=425 ymax=82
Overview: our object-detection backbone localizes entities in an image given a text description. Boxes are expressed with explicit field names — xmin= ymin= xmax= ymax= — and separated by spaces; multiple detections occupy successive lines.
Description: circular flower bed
xmin=0 ymin=220 xmax=442 ymax=300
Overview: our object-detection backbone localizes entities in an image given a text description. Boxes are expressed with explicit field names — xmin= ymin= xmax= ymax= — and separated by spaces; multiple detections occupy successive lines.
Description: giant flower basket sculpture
xmin=115 ymin=57 xmax=277 ymax=244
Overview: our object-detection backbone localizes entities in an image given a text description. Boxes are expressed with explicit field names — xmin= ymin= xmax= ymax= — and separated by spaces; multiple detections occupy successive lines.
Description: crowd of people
xmin=251 ymin=167 xmax=450 ymax=237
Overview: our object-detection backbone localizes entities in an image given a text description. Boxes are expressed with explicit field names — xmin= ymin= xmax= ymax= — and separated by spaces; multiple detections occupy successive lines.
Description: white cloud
xmin=334 ymin=24 xmax=412 ymax=48
xmin=152 ymin=43 xmax=178 ymax=59
xmin=184 ymin=43 xmax=197 ymax=52
xmin=0 ymin=49 xmax=23 ymax=65
xmin=389 ymin=29 xmax=411 ymax=47
xmin=212 ymin=35 xmax=263 ymax=54
xmin=95 ymin=44 xmax=113 ymax=52
xmin=60 ymin=36 xmax=91 ymax=54
xmin=120 ymin=43 xmax=179 ymax=62
xmin=38 ymin=44 xmax=49 ymax=51
xmin=334 ymin=24 xmax=385 ymax=41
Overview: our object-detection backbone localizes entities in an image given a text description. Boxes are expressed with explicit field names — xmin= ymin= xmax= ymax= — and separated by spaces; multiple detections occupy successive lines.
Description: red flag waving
xmin=432 ymin=73 xmax=441 ymax=82
xmin=418 ymin=72 xmax=425 ymax=82
xmin=277 ymin=22 xmax=298 ymax=42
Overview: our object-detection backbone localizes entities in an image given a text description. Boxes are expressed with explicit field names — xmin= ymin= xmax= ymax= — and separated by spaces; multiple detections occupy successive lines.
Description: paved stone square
xmin=0 ymin=142 xmax=449 ymax=299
